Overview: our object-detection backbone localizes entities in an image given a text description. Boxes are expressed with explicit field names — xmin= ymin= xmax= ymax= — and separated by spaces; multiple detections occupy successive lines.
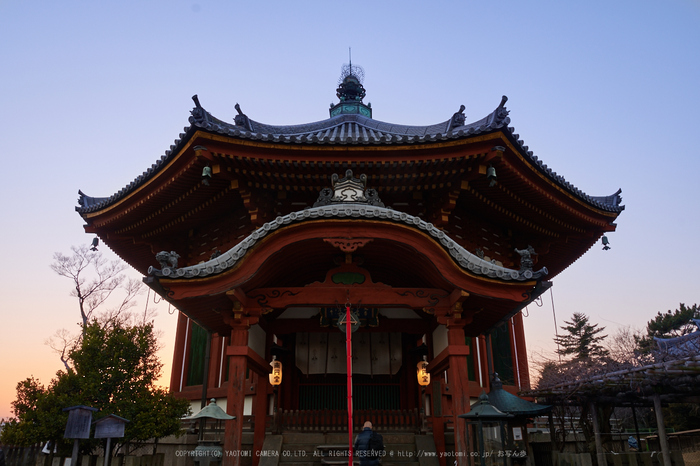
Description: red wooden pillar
xmin=252 ymin=372 xmax=268 ymax=466
xmin=223 ymin=324 xmax=249 ymax=466
xmin=512 ymin=312 xmax=531 ymax=390
xmin=169 ymin=312 xmax=189 ymax=393
xmin=447 ymin=322 xmax=471 ymax=466
xmin=478 ymin=335 xmax=490 ymax=391
xmin=208 ymin=334 xmax=223 ymax=390
xmin=430 ymin=378 xmax=446 ymax=466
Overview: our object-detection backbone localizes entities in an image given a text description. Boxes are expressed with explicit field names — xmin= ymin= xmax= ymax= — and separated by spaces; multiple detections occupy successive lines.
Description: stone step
xmin=281 ymin=432 xmax=417 ymax=444
xmin=276 ymin=463 xmax=419 ymax=466
xmin=319 ymin=461 xmax=420 ymax=466
xmin=274 ymin=431 xmax=431 ymax=466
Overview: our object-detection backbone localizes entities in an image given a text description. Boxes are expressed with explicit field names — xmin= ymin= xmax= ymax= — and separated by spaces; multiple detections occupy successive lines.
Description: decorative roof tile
xmin=147 ymin=203 xmax=548 ymax=283
xmin=75 ymin=95 xmax=624 ymax=215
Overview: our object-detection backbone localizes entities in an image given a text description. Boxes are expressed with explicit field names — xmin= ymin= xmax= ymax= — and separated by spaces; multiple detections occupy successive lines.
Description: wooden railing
xmin=277 ymin=408 xmax=420 ymax=433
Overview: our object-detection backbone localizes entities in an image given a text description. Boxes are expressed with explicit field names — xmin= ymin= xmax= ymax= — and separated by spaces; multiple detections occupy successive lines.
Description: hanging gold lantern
xmin=269 ymin=355 xmax=283 ymax=386
xmin=417 ymin=356 xmax=430 ymax=386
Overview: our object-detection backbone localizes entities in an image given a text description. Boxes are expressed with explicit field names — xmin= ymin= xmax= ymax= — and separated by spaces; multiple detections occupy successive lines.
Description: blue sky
xmin=1 ymin=1 xmax=699 ymax=419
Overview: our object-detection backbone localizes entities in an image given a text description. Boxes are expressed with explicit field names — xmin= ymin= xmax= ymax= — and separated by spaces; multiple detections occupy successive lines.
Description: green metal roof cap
xmin=458 ymin=392 xmax=513 ymax=420
xmin=488 ymin=375 xmax=551 ymax=417
xmin=186 ymin=399 xmax=235 ymax=421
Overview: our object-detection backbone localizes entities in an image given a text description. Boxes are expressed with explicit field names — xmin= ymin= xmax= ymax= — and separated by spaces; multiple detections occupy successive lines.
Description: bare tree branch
xmin=51 ymin=244 xmax=127 ymax=330
xmin=44 ymin=328 xmax=78 ymax=372
xmin=48 ymin=244 xmax=147 ymax=366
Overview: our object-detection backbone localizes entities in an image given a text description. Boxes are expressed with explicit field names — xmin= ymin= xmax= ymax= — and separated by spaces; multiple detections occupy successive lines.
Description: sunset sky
xmin=1 ymin=1 xmax=699 ymax=419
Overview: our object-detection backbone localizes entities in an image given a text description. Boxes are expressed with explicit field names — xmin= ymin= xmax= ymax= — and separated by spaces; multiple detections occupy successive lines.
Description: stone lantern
xmin=185 ymin=399 xmax=235 ymax=466
xmin=459 ymin=393 xmax=513 ymax=466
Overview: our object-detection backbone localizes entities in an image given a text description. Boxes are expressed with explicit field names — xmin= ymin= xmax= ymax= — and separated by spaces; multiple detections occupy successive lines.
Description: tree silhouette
xmin=554 ymin=312 xmax=609 ymax=360
xmin=2 ymin=320 xmax=189 ymax=454
xmin=48 ymin=244 xmax=144 ymax=371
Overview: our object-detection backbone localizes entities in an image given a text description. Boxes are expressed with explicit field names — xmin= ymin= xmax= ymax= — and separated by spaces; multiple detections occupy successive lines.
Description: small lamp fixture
xmin=486 ymin=165 xmax=497 ymax=187
xmin=269 ymin=355 xmax=283 ymax=386
xmin=202 ymin=165 xmax=212 ymax=185
xmin=459 ymin=393 xmax=513 ymax=466
xmin=417 ymin=355 xmax=431 ymax=386
xmin=602 ymin=235 xmax=611 ymax=250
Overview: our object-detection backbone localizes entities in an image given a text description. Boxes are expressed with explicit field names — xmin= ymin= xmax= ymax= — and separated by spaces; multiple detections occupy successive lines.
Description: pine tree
xmin=554 ymin=312 xmax=609 ymax=360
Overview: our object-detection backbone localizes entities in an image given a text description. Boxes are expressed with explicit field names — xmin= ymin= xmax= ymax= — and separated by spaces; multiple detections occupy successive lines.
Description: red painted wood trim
xmin=513 ymin=312 xmax=531 ymax=390
xmin=428 ymin=344 xmax=470 ymax=375
xmin=227 ymin=346 xmax=271 ymax=376
xmin=161 ymin=220 xmax=535 ymax=301
xmin=169 ymin=312 xmax=188 ymax=393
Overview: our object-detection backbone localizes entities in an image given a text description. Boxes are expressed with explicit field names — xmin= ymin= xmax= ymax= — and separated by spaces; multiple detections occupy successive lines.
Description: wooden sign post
xmin=94 ymin=414 xmax=129 ymax=466
xmin=63 ymin=406 xmax=98 ymax=466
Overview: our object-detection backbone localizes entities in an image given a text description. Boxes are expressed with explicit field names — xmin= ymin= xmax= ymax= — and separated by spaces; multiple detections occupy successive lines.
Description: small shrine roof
xmin=488 ymin=375 xmax=551 ymax=417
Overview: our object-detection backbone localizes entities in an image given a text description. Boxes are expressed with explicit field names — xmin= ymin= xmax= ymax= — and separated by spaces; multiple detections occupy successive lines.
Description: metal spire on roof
xmin=332 ymin=52 xmax=371 ymax=118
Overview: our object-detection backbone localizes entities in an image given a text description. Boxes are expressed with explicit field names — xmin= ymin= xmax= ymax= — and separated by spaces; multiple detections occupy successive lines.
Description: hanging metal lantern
xmin=486 ymin=165 xmax=497 ymax=187
xmin=417 ymin=356 xmax=431 ymax=386
xmin=337 ymin=309 xmax=360 ymax=334
xmin=202 ymin=165 xmax=212 ymax=185
xmin=269 ymin=355 xmax=283 ymax=386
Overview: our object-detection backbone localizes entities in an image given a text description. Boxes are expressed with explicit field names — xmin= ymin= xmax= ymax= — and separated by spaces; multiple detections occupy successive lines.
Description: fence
xmin=1 ymin=435 xmax=190 ymax=466
xmin=531 ymin=429 xmax=700 ymax=466
xmin=277 ymin=408 xmax=420 ymax=433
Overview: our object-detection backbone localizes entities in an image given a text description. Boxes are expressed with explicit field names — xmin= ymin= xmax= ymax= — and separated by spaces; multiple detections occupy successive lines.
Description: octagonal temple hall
xmin=76 ymin=66 xmax=623 ymax=465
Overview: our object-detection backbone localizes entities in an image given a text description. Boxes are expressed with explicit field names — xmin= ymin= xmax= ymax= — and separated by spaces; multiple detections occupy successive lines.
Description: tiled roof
xmin=196 ymin=106 xmax=508 ymax=144
xmin=76 ymin=96 xmax=624 ymax=215
xmin=147 ymin=203 xmax=548 ymax=283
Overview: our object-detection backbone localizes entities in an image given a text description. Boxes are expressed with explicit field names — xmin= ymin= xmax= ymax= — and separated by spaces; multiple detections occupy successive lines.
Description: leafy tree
xmin=554 ymin=312 xmax=609 ymax=360
xmin=4 ymin=244 xmax=188 ymax=453
xmin=1 ymin=320 xmax=190 ymax=453
xmin=70 ymin=320 xmax=189 ymax=447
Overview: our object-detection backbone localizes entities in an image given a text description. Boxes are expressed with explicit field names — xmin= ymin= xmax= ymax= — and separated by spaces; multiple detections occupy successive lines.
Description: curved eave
xmin=150 ymin=205 xmax=542 ymax=301
xmin=76 ymin=98 xmax=623 ymax=222
xmin=500 ymin=129 xmax=623 ymax=215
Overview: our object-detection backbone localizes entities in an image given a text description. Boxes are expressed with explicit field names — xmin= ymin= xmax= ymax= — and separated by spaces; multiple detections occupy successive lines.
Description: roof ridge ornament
xmin=494 ymin=95 xmax=509 ymax=124
xmin=449 ymin=105 xmax=466 ymax=130
xmin=190 ymin=94 xmax=209 ymax=126
xmin=234 ymin=103 xmax=252 ymax=131
xmin=314 ymin=169 xmax=384 ymax=207
xmin=514 ymin=245 xmax=546 ymax=279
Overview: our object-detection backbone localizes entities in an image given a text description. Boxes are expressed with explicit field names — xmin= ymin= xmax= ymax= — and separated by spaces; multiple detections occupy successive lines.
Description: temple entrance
xmin=298 ymin=374 xmax=401 ymax=410
xmin=281 ymin=330 xmax=420 ymax=413
xmin=274 ymin=330 xmax=423 ymax=433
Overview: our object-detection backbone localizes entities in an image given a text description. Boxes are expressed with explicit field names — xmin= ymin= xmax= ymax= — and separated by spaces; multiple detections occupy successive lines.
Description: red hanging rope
xmin=346 ymin=304 xmax=353 ymax=466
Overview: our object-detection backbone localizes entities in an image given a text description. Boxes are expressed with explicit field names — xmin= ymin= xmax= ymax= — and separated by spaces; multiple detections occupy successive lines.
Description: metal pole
xmin=70 ymin=439 xmax=80 ymax=466
xmin=105 ymin=437 xmax=112 ymax=466
xmin=201 ymin=330 xmax=212 ymax=409
xmin=346 ymin=304 xmax=353 ymax=466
